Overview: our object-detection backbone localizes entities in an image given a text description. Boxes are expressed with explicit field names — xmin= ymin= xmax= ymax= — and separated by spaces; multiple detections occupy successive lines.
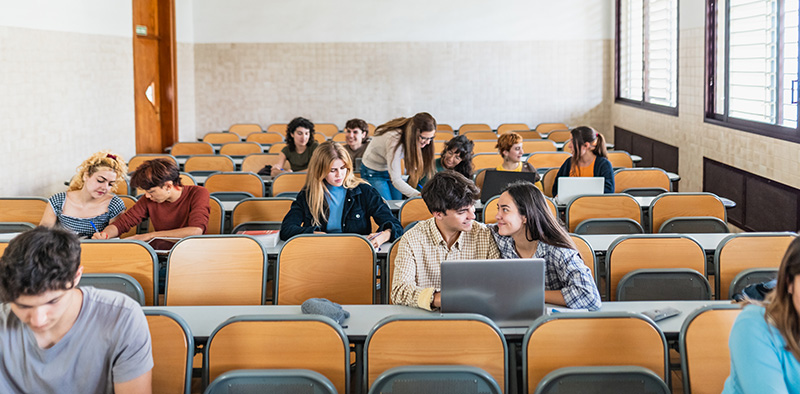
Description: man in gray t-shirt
xmin=0 ymin=227 xmax=153 ymax=394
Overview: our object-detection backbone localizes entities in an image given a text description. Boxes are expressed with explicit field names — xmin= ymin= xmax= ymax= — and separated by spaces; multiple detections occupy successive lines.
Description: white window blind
xmin=717 ymin=0 xmax=799 ymax=127
xmin=618 ymin=0 xmax=678 ymax=108
xmin=644 ymin=0 xmax=678 ymax=107
xmin=620 ymin=0 xmax=644 ymax=101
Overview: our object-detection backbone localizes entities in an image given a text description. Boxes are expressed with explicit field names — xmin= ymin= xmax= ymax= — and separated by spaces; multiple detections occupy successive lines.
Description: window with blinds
xmin=617 ymin=0 xmax=679 ymax=111
xmin=708 ymin=0 xmax=799 ymax=139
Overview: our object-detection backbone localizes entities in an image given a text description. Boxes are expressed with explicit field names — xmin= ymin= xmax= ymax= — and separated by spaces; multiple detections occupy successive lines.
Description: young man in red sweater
xmin=93 ymin=158 xmax=210 ymax=243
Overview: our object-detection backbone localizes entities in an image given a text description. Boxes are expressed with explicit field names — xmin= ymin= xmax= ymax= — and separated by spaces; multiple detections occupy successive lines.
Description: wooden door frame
xmin=133 ymin=0 xmax=178 ymax=153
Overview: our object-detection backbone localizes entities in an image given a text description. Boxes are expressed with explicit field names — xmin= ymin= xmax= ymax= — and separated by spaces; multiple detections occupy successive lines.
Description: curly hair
xmin=441 ymin=135 xmax=474 ymax=178
xmin=68 ymin=151 xmax=127 ymax=193
xmin=0 ymin=227 xmax=81 ymax=302
xmin=285 ymin=117 xmax=316 ymax=152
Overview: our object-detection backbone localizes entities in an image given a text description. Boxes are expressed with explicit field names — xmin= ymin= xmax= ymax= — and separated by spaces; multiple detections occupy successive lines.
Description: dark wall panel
xmin=614 ymin=126 xmax=679 ymax=175
xmin=704 ymin=159 xmax=745 ymax=225
xmin=704 ymin=157 xmax=800 ymax=232
xmin=653 ymin=142 xmax=679 ymax=174
xmin=745 ymin=177 xmax=798 ymax=232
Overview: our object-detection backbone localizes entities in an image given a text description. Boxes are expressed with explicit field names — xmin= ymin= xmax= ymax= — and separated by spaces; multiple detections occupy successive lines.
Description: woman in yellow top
xmin=552 ymin=126 xmax=615 ymax=195
xmin=494 ymin=132 xmax=540 ymax=180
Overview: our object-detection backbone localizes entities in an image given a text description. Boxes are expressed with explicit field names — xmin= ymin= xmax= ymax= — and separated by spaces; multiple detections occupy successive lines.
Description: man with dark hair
xmin=94 ymin=158 xmax=210 ymax=242
xmin=343 ymin=118 xmax=370 ymax=161
xmin=0 ymin=227 xmax=153 ymax=393
xmin=391 ymin=171 xmax=499 ymax=310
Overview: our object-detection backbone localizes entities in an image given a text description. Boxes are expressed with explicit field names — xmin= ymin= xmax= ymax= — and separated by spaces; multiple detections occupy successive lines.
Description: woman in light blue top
xmin=723 ymin=236 xmax=800 ymax=394
xmin=280 ymin=141 xmax=403 ymax=248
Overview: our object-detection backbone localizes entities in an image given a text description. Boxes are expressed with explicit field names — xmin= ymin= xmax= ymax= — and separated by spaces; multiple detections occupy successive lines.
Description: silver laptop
xmin=440 ymin=258 xmax=545 ymax=328
xmin=555 ymin=177 xmax=605 ymax=205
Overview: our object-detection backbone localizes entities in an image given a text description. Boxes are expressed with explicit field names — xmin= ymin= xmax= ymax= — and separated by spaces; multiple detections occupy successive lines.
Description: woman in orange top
xmin=494 ymin=132 xmax=539 ymax=178
xmin=552 ymin=126 xmax=614 ymax=195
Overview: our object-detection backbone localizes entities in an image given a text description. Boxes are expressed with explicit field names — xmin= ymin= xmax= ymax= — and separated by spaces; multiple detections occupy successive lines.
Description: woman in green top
xmin=271 ymin=117 xmax=319 ymax=176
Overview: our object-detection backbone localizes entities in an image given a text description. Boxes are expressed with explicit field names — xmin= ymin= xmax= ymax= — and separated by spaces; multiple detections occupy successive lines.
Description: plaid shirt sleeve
xmin=390 ymin=220 xmax=437 ymax=310
xmin=542 ymin=243 xmax=602 ymax=310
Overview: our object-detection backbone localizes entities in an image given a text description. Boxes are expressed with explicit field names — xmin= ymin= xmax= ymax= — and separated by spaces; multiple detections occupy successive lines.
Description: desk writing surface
xmin=143 ymin=300 xmax=733 ymax=341
xmin=0 ymin=233 xmax=20 ymax=242
xmin=579 ymin=233 xmax=731 ymax=253
xmin=143 ymin=304 xmax=432 ymax=340
xmin=194 ymin=174 xmax=272 ymax=188
xmin=596 ymin=300 xmax=734 ymax=336
xmin=267 ymin=239 xmax=391 ymax=258
xmin=556 ymin=195 xmax=735 ymax=209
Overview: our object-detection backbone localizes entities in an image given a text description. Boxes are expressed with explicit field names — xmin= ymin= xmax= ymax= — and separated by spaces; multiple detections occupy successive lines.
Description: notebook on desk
xmin=440 ymin=258 xmax=545 ymax=328
xmin=554 ymin=176 xmax=605 ymax=205
xmin=480 ymin=170 xmax=540 ymax=204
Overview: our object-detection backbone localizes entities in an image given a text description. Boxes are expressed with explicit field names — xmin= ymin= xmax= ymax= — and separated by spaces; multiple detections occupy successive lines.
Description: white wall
xmin=1 ymin=0 xmax=617 ymax=197
xmin=0 ymin=0 xmax=135 ymax=197
xmin=189 ymin=0 xmax=615 ymax=136
xmin=0 ymin=0 xmax=132 ymax=36
xmin=192 ymin=0 xmax=613 ymax=43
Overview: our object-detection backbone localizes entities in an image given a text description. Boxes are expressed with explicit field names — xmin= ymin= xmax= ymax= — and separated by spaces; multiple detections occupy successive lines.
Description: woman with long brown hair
xmin=723 ymin=236 xmax=800 ymax=393
xmin=280 ymin=141 xmax=402 ymax=248
xmin=488 ymin=180 xmax=601 ymax=310
xmin=360 ymin=112 xmax=437 ymax=200
xmin=551 ymin=126 xmax=614 ymax=196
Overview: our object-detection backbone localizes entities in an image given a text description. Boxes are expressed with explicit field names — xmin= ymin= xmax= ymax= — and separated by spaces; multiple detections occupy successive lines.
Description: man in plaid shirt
xmin=391 ymin=171 xmax=500 ymax=310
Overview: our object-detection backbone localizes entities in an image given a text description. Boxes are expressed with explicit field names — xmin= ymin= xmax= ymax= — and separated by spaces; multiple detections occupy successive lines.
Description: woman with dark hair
xmin=360 ymin=112 xmax=437 ymax=200
xmin=723 ymin=236 xmax=800 ymax=393
xmin=488 ymin=180 xmax=601 ymax=310
xmin=551 ymin=126 xmax=614 ymax=196
xmin=272 ymin=117 xmax=319 ymax=176
xmin=436 ymin=135 xmax=474 ymax=179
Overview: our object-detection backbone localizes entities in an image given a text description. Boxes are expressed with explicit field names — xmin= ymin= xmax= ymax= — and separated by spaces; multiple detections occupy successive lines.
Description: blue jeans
xmin=360 ymin=163 xmax=403 ymax=201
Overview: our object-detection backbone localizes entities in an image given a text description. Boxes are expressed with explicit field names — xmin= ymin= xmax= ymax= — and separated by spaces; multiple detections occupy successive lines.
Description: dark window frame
xmin=615 ymin=0 xmax=681 ymax=116
xmin=704 ymin=0 xmax=800 ymax=144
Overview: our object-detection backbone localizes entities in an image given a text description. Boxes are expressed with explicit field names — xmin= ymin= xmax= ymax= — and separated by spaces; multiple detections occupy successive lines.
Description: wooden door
xmin=133 ymin=0 xmax=177 ymax=153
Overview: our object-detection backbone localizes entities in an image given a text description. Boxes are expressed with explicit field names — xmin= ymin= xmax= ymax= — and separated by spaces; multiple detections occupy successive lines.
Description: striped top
xmin=48 ymin=192 xmax=125 ymax=238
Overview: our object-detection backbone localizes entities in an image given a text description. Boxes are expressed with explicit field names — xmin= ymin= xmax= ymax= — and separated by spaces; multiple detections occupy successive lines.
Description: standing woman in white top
xmin=360 ymin=112 xmax=437 ymax=200
xmin=40 ymin=151 xmax=128 ymax=238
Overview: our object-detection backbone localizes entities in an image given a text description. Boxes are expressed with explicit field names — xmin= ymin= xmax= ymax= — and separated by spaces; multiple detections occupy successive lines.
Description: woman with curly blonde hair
xmin=40 ymin=151 xmax=128 ymax=238
xmin=280 ymin=141 xmax=402 ymax=248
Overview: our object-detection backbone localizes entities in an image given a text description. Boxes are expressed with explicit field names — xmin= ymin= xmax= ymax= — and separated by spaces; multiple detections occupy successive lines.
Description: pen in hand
xmin=89 ymin=221 xmax=99 ymax=233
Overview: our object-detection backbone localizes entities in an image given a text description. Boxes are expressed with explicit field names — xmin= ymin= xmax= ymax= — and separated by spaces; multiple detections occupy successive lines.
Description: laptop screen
xmin=555 ymin=177 xmax=605 ymax=205
xmin=480 ymin=170 xmax=540 ymax=204
xmin=440 ymin=258 xmax=545 ymax=328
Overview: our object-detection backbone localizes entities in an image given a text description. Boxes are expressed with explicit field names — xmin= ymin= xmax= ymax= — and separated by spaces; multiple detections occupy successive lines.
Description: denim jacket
xmin=279 ymin=183 xmax=403 ymax=241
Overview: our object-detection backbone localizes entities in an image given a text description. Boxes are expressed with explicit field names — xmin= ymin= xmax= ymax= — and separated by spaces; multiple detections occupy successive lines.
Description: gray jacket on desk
xmin=279 ymin=183 xmax=403 ymax=241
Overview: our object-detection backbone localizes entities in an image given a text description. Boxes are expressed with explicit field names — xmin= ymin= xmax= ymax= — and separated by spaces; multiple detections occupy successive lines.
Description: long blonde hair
xmin=763 ymin=236 xmax=800 ymax=361
xmin=305 ymin=141 xmax=366 ymax=226
xmin=374 ymin=112 xmax=436 ymax=189
xmin=68 ymin=151 xmax=127 ymax=192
